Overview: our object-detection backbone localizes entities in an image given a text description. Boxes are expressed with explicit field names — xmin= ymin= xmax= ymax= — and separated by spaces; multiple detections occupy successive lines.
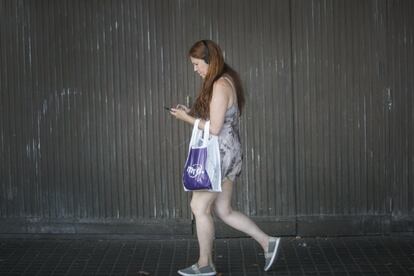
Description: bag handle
xmin=189 ymin=119 xmax=210 ymax=147
xmin=194 ymin=119 xmax=200 ymax=130
xmin=188 ymin=119 xmax=201 ymax=148
xmin=202 ymin=120 xmax=210 ymax=146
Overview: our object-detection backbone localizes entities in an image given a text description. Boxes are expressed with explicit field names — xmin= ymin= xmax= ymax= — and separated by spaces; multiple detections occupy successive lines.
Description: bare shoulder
xmin=213 ymin=77 xmax=232 ymax=96
xmin=212 ymin=76 xmax=236 ymax=108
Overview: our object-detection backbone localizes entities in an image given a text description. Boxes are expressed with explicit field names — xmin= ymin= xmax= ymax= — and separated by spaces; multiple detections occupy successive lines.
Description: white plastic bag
xmin=182 ymin=119 xmax=222 ymax=192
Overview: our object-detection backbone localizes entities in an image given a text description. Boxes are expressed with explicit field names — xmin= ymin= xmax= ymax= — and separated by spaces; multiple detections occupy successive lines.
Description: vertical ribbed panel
xmin=244 ymin=0 xmax=296 ymax=218
xmin=388 ymin=0 xmax=414 ymax=219
xmin=291 ymin=0 xmax=389 ymax=216
xmin=0 ymin=0 xmax=195 ymax=221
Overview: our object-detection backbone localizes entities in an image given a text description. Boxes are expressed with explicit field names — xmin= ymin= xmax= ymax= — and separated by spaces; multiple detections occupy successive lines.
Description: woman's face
xmin=190 ymin=57 xmax=209 ymax=79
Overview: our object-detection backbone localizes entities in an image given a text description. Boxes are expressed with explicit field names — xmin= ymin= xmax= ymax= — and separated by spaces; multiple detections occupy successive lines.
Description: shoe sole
xmin=264 ymin=238 xmax=280 ymax=271
xmin=178 ymin=270 xmax=216 ymax=276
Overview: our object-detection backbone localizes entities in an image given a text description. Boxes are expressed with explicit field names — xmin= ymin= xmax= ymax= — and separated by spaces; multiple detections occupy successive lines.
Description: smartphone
xmin=164 ymin=106 xmax=172 ymax=111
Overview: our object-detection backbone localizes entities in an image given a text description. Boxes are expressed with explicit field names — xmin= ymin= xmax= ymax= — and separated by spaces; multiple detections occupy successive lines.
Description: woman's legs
xmin=190 ymin=190 xmax=218 ymax=267
xmin=213 ymin=179 xmax=270 ymax=251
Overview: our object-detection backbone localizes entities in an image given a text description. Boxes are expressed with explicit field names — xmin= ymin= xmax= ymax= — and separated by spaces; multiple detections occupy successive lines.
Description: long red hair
xmin=188 ymin=40 xmax=245 ymax=119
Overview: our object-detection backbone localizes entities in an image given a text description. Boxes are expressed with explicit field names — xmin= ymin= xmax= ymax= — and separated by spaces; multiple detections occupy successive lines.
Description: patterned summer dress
xmin=217 ymin=77 xmax=243 ymax=182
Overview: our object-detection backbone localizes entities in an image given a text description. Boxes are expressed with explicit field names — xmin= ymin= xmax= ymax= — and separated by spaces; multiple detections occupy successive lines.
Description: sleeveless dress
xmin=218 ymin=104 xmax=243 ymax=182
xmin=217 ymin=77 xmax=243 ymax=182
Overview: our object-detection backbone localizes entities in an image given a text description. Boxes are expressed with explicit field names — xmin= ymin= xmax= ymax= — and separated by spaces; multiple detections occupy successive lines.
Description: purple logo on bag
xmin=186 ymin=164 xmax=204 ymax=178
xmin=183 ymin=147 xmax=212 ymax=190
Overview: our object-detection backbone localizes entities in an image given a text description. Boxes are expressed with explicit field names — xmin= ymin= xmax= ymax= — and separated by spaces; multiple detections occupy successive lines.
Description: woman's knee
xmin=214 ymin=203 xmax=232 ymax=219
xmin=190 ymin=198 xmax=212 ymax=217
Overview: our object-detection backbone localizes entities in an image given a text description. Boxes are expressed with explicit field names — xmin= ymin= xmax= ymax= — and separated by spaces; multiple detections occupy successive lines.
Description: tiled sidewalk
xmin=0 ymin=235 xmax=413 ymax=275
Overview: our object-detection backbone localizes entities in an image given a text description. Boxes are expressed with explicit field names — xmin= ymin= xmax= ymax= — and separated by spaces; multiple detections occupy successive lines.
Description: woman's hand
xmin=170 ymin=104 xmax=193 ymax=124
xmin=175 ymin=104 xmax=190 ymax=113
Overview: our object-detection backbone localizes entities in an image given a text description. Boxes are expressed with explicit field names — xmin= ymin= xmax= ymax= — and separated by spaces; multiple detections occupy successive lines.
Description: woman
xmin=170 ymin=40 xmax=280 ymax=276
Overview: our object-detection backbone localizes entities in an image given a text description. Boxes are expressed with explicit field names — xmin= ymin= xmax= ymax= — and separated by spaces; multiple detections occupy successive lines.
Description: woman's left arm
xmin=208 ymin=80 xmax=229 ymax=135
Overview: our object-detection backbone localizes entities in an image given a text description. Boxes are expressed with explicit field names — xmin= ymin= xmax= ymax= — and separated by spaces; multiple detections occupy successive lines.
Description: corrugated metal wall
xmin=0 ymin=0 xmax=413 ymax=236
xmin=291 ymin=0 xmax=391 ymax=235
xmin=388 ymin=0 xmax=414 ymax=232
